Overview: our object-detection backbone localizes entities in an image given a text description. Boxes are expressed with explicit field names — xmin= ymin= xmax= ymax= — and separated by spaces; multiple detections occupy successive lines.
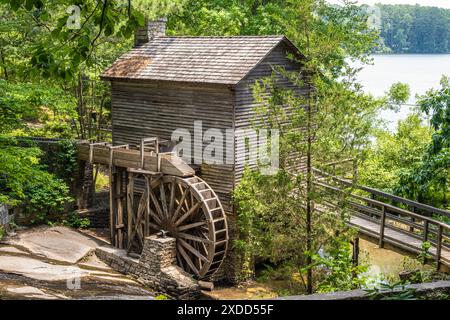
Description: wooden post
xmin=116 ymin=169 xmax=124 ymax=249
xmin=409 ymin=206 xmax=415 ymax=233
xmin=109 ymin=167 xmax=116 ymax=246
xmin=379 ymin=205 xmax=386 ymax=248
xmin=436 ymin=225 xmax=443 ymax=271
xmin=370 ymin=193 xmax=376 ymax=216
xmin=423 ymin=220 xmax=429 ymax=243
xmin=144 ymin=175 xmax=150 ymax=237
xmin=352 ymin=237 xmax=359 ymax=266
xmin=127 ymin=172 xmax=135 ymax=250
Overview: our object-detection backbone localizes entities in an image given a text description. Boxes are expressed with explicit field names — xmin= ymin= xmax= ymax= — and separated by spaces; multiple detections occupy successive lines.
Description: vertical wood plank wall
xmin=110 ymin=81 xmax=235 ymax=212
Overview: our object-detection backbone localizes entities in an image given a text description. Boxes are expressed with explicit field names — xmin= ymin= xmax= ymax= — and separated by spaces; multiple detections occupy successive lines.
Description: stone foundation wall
xmin=96 ymin=235 xmax=200 ymax=300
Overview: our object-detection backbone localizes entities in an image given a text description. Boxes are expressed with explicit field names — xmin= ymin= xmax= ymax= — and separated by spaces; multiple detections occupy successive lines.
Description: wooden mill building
xmin=100 ymin=19 xmax=310 ymax=280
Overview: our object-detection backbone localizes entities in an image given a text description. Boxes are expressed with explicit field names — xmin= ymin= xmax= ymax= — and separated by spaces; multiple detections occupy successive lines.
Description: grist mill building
xmin=98 ymin=18 xmax=310 ymax=281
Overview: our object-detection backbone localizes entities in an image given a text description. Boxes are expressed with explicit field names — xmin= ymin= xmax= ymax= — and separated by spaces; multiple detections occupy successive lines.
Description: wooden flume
xmin=77 ymin=140 xmax=228 ymax=279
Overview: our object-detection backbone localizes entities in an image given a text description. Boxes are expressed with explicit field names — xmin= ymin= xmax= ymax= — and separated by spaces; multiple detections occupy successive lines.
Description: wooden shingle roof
xmin=101 ymin=36 xmax=303 ymax=85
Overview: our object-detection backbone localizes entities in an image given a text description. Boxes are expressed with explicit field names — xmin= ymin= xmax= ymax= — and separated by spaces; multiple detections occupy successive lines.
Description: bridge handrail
xmin=312 ymin=167 xmax=450 ymax=218
xmin=314 ymin=181 xmax=450 ymax=231
xmin=315 ymin=180 xmax=450 ymax=269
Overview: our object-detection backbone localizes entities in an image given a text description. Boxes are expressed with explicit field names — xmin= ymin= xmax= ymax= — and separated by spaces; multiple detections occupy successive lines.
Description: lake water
xmin=356 ymin=54 xmax=450 ymax=131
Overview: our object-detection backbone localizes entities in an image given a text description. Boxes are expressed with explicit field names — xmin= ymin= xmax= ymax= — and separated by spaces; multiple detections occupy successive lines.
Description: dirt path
xmin=0 ymin=226 xmax=155 ymax=300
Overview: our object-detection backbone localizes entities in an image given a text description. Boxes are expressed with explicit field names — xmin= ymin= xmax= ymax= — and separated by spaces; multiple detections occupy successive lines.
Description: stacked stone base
xmin=95 ymin=235 xmax=200 ymax=300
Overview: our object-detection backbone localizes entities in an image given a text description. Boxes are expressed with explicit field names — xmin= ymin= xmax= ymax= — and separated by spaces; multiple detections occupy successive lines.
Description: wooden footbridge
xmin=313 ymin=166 xmax=450 ymax=271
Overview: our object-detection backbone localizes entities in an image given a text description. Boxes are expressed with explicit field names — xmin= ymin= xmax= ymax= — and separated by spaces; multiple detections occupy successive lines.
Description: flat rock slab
xmin=0 ymin=255 xmax=89 ymax=281
xmin=0 ymin=246 xmax=29 ymax=255
xmin=6 ymin=286 xmax=63 ymax=300
xmin=78 ymin=254 xmax=113 ymax=272
xmin=8 ymin=226 xmax=100 ymax=264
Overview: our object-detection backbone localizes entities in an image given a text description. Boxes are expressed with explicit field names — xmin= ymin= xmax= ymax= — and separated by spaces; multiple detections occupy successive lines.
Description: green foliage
xmin=387 ymin=82 xmax=410 ymax=112
xmin=365 ymin=281 xmax=417 ymax=300
xmin=375 ymin=4 xmax=450 ymax=54
xmin=95 ymin=171 xmax=109 ymax=192
xmin=0 ymin=225 xmax=5 ymax=240
xmin=155 ymin=294 xmax=169 ymax=300
xmin=61 ymin=212 xmax=90 ymax=229
xmin=312 ymin=237 xmax=369 ymax=293
xmin=393 ymin=77 xmax=450 ymax=208
xmin=0 ymin=136 xmax=72 ymax=223
xmin=232 ymin=0 xmax=382 ymax=292
xmin=0 ymin=79 xmax=77 ymax=136
xmin=171 ymin=0 xmax=378 ymax=79
xmin=20 ymin=169 xmax=72 ymax=223
xmin=417 ymin=241 xmax=433 ymax=265
xmin=359 ymin=113 xmax=432 ymax=192
xmin=40 ymin=139 xmax=78 ymax=183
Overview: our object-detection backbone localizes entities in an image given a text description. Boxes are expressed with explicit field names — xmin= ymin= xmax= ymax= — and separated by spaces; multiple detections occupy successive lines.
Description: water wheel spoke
xmin=178 ymin=232 xmax=210 ymax=244
xmin=148 ymin=186 xmax=165 ymax=220
xmin=149 ymin=207 xmax=163 ymax=225
xmin=172 ymin=187 xmax=190 ymax=223
xmin=168 ymin=181 xmax=176 ymax=215
xmin=178 ymin=243 xmax=199 ymax=275
xmin=149 ymin=222 xmax=161 ymax=230
xmin=175 ymin=201 xmax=202 ymax=226
xmin=159 ymin=183 xmax=168 ymax=218
xmin=179 ymin=183 xmax=190 ymax=211
xmin=178 ymin=221 xmax=206 ymax=231
xmin=192 ymin=241 xmax=203 ymax=269
xmin=179 ymin=238 xmax=208 ymax=263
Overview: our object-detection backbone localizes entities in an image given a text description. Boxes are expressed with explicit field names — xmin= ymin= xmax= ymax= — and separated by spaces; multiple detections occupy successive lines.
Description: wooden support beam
xmin=77 ymin=143 xmax=194 ymax=177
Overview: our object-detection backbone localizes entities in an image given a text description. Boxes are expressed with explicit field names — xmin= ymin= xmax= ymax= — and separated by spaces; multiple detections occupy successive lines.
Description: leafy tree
xmin=359 ymin=113 xmax=432 ymax=192
xmin=233 ymin=0 xmax=383 ymax=294
xmin=395 ymin=77 xmax=450 ymax=208
xmin=387 ymin=82 xmax=410 ymax=112
xmin=374 ymin=4 xmax=450 ymax=54
xmin=0 ymin=136 xmax=72 ymax=222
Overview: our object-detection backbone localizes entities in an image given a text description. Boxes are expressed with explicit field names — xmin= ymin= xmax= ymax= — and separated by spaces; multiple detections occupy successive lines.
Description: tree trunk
xmin=306 ymin=84 xmax=313 ymax=294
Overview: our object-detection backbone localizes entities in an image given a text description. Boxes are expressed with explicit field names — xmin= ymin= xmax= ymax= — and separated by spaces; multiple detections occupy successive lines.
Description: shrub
xmin=62 ymin=213 xmax=91 ymax=229
xmin=21 ymin=170 xmax=72 ymax=223
xmin=0 ymin=136 xmax=72 ymax=223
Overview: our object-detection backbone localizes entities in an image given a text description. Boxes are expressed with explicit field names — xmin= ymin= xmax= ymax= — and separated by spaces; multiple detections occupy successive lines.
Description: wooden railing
xmin=312 ymin=167 xmax=450 ymax=269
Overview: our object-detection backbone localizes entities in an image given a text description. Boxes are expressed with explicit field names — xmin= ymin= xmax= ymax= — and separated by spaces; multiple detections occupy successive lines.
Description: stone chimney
xmin=135 ymin=17 xmax=167 ymax=47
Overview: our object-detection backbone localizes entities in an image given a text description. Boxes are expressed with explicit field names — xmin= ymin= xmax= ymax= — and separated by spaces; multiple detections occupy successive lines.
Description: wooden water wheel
xmin=127 ymin=173 xmax=228 ymax=279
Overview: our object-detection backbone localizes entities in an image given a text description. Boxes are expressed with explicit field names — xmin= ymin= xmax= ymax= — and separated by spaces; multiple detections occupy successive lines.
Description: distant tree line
xmin=374 ymin=4 xmax=450 ymax=54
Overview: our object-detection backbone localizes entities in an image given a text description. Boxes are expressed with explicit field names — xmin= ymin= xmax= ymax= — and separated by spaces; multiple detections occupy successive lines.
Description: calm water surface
xmin=356 ymin=54 xmax=450 ymax=131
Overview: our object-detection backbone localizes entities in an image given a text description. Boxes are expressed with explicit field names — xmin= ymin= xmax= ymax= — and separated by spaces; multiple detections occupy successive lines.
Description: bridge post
xmin=379 ymin=206 xmax=386 ymax=248
xmin=436 ymin=225 xmax=443 ymax=271
xmin=352 ymin=237 xmax=359 ymax=266
xmin=423 ymin=220 xmax=429 ymax=242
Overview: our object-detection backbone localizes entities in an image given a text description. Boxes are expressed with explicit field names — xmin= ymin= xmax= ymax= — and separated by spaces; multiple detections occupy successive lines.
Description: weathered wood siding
xmin=234 ymin=42 xmax=310 ymax=184
xmin=110 ymin=81 xmax=235 ymax=212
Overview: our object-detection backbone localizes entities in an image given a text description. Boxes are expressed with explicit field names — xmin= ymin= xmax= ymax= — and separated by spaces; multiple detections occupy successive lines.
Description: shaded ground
xmin=0 ymin=226 xmax=155 ymax=300
xmin=204 ymin=282 xmax=279 ymax=300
